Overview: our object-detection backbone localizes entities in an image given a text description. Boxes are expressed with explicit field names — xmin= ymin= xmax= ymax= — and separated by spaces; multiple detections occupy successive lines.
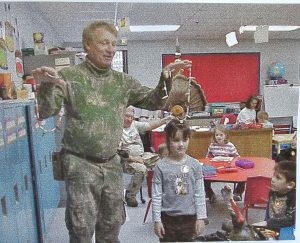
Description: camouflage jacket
xmin=37 ymin=58 xmax=171 ymax=158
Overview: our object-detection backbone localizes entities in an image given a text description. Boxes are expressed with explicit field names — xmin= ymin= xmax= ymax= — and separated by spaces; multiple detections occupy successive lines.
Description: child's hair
xmin=164 ymin=119 xmax=190 ymax=151
xmin=274 ymin=160 xmax=296 ymax=183
xmin=240 ymin=101 xmax=246 ymax=110
xmin=245 ymin=96 xmax=260 ymax=109
xmin=157 ymin=143 xmax=168 ymax=158
xmin=212 ymin=124 xmax=229 ymax=144
xmin=276 ymin=148 xmax=296 ymax=162
xmin=257 ymin=111 xmax=269 ymax=121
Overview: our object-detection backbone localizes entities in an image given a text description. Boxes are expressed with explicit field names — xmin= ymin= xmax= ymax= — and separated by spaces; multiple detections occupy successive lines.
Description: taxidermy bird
xmin=165 ymin=73 xmax=207 ymax=119
xmin=221 ymin=185 xmax=258 ymax=241
xmin=165 ymin=37 xmax=207 ymax=119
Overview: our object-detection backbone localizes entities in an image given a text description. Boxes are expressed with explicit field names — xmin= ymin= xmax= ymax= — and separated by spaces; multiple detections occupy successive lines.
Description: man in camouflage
xmin=33 ymin=21 xmax=191 ymax=243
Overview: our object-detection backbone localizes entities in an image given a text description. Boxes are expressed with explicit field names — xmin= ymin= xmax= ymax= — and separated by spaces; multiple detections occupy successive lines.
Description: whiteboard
xmin=263 ymin=85 xmax=299 ymax=118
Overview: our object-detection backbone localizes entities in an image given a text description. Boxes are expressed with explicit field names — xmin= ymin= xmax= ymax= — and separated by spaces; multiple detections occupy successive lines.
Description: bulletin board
xmin=263 ymin=85 xmax=299 ymax=118
xmin=162 ymin=53 xmax=260 ymax=103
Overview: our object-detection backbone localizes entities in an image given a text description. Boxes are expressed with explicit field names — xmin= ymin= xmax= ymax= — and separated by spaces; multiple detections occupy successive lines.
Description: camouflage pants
xmin=64 ymin=154 xmax=125 ymax=243
xmin=122 ymin=160 xmax=147 ymax=199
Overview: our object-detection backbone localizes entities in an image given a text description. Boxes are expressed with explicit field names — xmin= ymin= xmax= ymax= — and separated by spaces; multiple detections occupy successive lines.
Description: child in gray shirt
xmin=152 ymin=119 xmax=207 ymax=242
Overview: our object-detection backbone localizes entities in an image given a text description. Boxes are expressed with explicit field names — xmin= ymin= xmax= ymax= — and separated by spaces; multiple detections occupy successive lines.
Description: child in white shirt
xmin=257 ymin=110 xmax=273 ymax=128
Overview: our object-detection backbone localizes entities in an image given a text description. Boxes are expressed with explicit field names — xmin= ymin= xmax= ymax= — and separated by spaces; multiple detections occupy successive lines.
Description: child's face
xmin=250 ymin=99 xmax=258 ymax=109
xmin=258 ymin=118 xmax=264 ymax=123
xmin=215 ymin=129 xmax=226 ymax=144
xmin=168 ymin=130 xmax=189 ymax=157
xmin=271 ymin=170 xmax=295 ymax=194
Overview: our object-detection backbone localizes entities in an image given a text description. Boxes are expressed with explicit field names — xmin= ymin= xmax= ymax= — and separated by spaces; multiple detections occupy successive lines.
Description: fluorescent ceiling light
xmin=129 ymin=25 xmax=180 ymax=32
xmin=240 ymin=25 xmax=300 ymax=32
xmin=268 ymin=26 xmax=300 ymax=31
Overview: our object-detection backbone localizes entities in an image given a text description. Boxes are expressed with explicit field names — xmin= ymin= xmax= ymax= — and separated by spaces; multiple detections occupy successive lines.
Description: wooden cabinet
xmin=187 ymin=128 xmax=273 ymax=159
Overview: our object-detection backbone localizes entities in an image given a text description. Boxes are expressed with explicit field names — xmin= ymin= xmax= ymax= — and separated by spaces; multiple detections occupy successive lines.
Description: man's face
xmin=123 ymin=112 xmax=134 ymax=128
xmin=85 ymin=27 xmax=117 ymax=69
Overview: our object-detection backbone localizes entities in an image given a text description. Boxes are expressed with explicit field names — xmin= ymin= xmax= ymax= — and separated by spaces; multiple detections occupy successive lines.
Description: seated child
xmin=257 ymin=111 xmax=273 ymax=128
xmin=253 ymin=160 xmax=296 ymax=235
xmin=276 ymin=132 xmax=297 ymax=162
xmin=205 ymin=125 xmax=242 ymax=203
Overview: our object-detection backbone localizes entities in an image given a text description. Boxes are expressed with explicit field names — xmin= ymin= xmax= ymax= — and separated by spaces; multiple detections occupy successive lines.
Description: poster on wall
xmin=5 ymin=21 xmax=14 ymax=52
xmin=0 ymin=21 xmax=8 ymax=69
xmin=0 ymin=39 xmax=8 ymax=70
xmin=15 ymin=18 xmax=24 ymax=77
xmin=33 ymin=32 xmax=47 ymax=55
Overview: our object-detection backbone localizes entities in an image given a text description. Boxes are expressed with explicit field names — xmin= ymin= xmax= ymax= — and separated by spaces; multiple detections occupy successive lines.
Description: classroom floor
xmin=45 ymin=176 xmax=267 ymax=243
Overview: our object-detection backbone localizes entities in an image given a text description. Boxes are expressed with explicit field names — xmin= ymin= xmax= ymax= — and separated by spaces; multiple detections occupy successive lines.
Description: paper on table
xmin=211 ymin=156 xmax=234 ymax=162
xmin=191 ymin=126 xmax=210 ymax=132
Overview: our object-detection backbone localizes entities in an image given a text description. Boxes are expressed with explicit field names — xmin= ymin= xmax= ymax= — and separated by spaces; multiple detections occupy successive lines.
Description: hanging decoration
xmin=15 ymin=18 xmax=24 ymax=77
xmin=118 ymin=17 xmax=130 ymax=32
xmin=33 ymin=32 xmax=47 ymax=55
xmin=4 ymin=4 xmax=14 ymax=52
xmin=0 ymin=21 xmax=8 ymax=70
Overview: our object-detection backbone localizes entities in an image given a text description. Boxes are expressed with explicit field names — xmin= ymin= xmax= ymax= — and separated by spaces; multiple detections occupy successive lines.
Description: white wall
xmin=126 ymin=39 xmax=300 ymax=96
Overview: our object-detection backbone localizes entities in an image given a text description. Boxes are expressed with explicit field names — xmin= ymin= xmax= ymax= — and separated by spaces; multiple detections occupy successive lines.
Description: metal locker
xmin=26 ymin=104 xmax=45 ymax=242
xmin=17 ymin=103 xmax=38 ymax=242
xmin=0 ymin=102 xmax=19 ymax=243
xmin=37 ymin=117 xmax=60 ymax=235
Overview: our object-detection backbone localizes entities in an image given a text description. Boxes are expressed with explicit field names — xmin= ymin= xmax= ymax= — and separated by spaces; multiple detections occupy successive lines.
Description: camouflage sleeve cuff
xmin=38 ymin=82 xmax=56 ymax=95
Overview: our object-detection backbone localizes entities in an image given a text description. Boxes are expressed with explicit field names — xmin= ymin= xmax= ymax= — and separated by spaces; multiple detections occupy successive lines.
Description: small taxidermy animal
xmin=170 ymin=105 xmax=185 ymax=119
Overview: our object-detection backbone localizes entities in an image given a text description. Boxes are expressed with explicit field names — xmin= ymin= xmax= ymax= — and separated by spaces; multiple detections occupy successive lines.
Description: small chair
xmin=242 ymin=176 xmax=271 ymax=221
xmin=279 ymin=225 xmax=295 ymax=240
xmin=143 ymin=169 xmax=154 ymax=224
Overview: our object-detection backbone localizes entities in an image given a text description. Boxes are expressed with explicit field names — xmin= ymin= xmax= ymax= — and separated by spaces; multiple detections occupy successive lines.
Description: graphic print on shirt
xmin=175 ymin=177 xmax=188 ymax=195
xmin=172 ymin=165 xmax=190 ymax=196
xmin=269 ymin=196 xmax=288 ymax=218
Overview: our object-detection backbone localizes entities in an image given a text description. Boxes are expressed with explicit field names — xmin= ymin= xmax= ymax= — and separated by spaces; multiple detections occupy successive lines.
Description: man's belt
xmin=63 ymin=148 xmax=116 ymax=163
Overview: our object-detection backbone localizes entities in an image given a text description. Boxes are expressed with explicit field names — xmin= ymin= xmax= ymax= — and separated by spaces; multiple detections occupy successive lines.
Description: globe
xmin=268 ymin=62 xmax=285 ymax=79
